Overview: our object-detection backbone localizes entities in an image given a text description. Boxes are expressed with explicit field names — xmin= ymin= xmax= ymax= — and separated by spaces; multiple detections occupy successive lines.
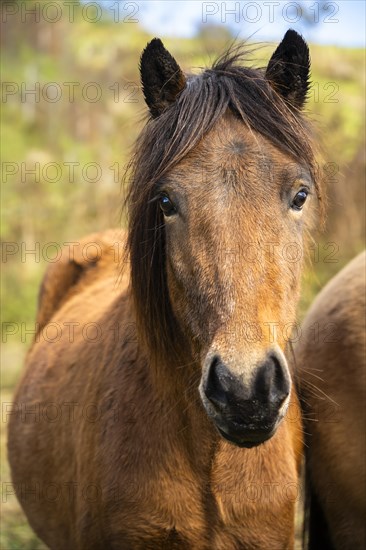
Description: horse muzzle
xmin=200 ymin=351 xmax=291 ymax=448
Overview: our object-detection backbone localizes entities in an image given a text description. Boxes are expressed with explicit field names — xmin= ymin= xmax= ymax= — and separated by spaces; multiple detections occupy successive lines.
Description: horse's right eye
xmin=291 ymin=189 xmax=309 ymax=211
xmin=159 ymin=193 xmax=177 ymax=217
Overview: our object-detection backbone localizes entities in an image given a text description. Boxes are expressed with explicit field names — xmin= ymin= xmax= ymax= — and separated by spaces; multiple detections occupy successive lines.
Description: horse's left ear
xmin=265 ymin=29 xmax=310 ymax=109
xmin=140 ymin=38 xmax=186 ymax=118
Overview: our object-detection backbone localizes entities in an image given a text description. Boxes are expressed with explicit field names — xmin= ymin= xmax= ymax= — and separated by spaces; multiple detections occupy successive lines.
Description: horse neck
xmin=144 ymin=343 xmax=220 ymax=455
xmin=124 ymin=292 xmax=220 ymax=461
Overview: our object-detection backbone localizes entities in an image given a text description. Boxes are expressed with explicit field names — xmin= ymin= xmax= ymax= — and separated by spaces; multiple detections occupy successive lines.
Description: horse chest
xmin=99 ymin=447 xmax=297 ymax=549
xmin=207 ymin=442 xmax=298 ymax=547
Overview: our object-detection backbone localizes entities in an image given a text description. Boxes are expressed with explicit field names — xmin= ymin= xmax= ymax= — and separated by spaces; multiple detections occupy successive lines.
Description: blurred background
xmin=1 ymin=0 xmax=365 ymax=547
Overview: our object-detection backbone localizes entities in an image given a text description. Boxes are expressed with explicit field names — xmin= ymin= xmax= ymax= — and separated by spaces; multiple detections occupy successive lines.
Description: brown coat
xmin=8 ymin=231 xmax=302 ymax=549
xmin=296 ymin=251 xmax=366 ymax=549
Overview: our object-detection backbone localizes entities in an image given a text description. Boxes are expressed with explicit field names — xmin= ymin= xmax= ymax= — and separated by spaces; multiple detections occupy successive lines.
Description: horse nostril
xmin=204 ymin=356 xmax=230 ymax=410
xmin=254 ymin=353 xmax=290 ymax=406
xmin=203 ymin=352 xmax=290 ymax=417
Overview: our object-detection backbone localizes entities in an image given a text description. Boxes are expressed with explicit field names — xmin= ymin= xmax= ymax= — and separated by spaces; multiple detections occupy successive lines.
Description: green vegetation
xmin=1 ymin=2 xmax=364 ymax=547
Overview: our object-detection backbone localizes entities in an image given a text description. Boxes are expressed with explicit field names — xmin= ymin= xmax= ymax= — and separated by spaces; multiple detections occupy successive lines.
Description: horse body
xmin=297 ymin=251 xmax=366 ymax=549
xmin=9 ymin=231 xmax=301 ymax=549
xmin=9 ymin=31 xmax=318 ymax=548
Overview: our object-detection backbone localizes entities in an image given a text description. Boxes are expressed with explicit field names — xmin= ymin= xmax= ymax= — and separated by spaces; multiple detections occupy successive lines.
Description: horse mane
xmin=124 ymin=44 xmax=322 ymax=367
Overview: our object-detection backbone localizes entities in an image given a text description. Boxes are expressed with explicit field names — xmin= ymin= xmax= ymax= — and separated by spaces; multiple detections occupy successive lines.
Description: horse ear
xmin=265 ymin=29 xmax=310 ymax=109
xmin=140 ymin=38 xmax=186 ymax=118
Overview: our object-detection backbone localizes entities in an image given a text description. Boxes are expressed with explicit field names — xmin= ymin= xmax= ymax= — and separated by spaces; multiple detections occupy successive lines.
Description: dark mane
xmin=124 ymin=45 xmax=321 ymax=367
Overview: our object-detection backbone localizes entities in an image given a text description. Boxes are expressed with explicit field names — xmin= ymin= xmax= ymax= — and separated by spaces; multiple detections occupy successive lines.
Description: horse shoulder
xmin=35 ymin=229 xmax=126 ymax=336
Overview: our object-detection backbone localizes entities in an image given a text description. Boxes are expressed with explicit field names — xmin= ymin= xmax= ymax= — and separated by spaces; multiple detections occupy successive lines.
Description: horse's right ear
xmin=140 ymin=38 xmax=186 ymax=118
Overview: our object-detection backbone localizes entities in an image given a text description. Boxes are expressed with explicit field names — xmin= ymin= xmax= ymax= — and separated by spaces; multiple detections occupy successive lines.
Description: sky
xmin=98 ymin=1 xmax=365 ymax=47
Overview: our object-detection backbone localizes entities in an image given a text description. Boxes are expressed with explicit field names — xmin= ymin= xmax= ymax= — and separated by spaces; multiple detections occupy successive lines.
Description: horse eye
xmin=291 ymin=189 xmax=309 ymax=210
xmin=159 ymin=193 xmax=177 ymax=217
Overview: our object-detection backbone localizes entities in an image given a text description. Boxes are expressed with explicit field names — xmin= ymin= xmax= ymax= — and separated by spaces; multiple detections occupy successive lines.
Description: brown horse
xmin=296 ymin=251 xmax=366 ymax=549
xmin=8 ymin=31 xmax=321 ymax=549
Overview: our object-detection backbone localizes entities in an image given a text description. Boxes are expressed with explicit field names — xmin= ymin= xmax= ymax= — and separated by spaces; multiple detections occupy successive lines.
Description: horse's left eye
xmin=291 ymin=189 xmax=309 ymax=210
xmin=159 ymin=193 xmax=177 ymax=217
